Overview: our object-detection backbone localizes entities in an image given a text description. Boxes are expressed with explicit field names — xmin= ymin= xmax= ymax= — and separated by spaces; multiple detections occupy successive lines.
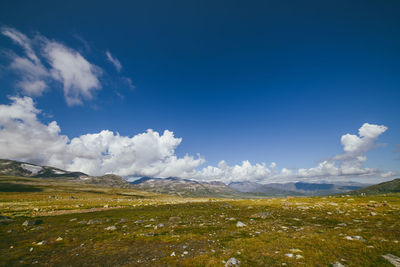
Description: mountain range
xmin=229 ymin=180 xmax=369 ymax=196
xmin=0 ymin=159 xmax=132 ymax=188
xmin=1 ymin=158 xmax=397 ymax=197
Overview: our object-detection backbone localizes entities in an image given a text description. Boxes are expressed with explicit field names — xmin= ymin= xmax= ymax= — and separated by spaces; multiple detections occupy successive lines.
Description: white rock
xmin=331 ymin=262 xmax=346 ymax=267
xmin=382 ymin=254 xmax=400 ymax=267
xmin=236 ymin=221 xmax=246 ymax=227
xmin=225 ymin=257 xmax=241 ymax=266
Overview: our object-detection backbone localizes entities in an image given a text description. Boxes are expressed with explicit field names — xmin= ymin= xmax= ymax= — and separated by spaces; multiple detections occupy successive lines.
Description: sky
xmin=0 ymin=0 xmax=399 ymax=184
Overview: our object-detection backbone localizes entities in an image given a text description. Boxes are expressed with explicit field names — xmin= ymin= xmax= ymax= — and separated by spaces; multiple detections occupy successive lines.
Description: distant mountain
xmin=0 ymin=159 xmax=132 ymax=188
xmin=347 ymin=178 xmax=400 ymax=195
xmin=229 ymin=181 xmax=304 ymax=196
xmin=131 ymin=177 xmax=244 ymax=198
xmin=229 ymin=181 xmax=368 ymax=196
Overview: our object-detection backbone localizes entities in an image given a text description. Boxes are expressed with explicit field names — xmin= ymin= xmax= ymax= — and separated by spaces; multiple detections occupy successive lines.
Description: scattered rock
xmin=170 ymin=252 xmax=176 ymax=256
xmin=285 ymin=253 xmax=293 ymax=258
xmin=169 ymin=217 xmax=181 ymax=223
xmin=225 ymin=257 xmax=240 ymax=266
xmin=382 ymin=254 xmax=400 ymax=267
xmin=221 ymin=202 xmax=232 ymax=209
xmin=56 ymin=237 xmax=63 ymax=241
xmin=22 ymin=220 xmax=42 ymax=226
xmin=87 ymin=219 xmax=103 ymax=225
xmin=236 ymin=221 xmax=246 ymax=227
xmin=370 ymin=212 xmax=377 ymax=216
xmin=70 ymin=218 xmax=77 ymax=222
xmin=296 ymin=255 xmax=304 ymax=259
xmin=290 ymin=248 xmax=302 ymax=253
xmin=36 ymin=241 xmax=47 ymax=246
xmin=353 ymin=236 xmax=366 ymax=242
xmin=104 ymin=226 xmax=117 ymax=231
xmin=250 ymin=212 xmax=271 ymax=219
xmin=331 ymin=262 xmax=346 ymax=267
xmin=154 ymin=223 xmax=164 ymax=229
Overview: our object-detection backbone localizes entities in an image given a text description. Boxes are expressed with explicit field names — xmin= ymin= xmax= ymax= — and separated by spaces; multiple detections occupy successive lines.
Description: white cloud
xmin=0 ymin=96 xmax=69 ymax=167
xmin=381 ymin=171 xmax=397 ymax=178
xmin=193 ymin=160 xmax=273 ymax=183
xmin=334 ymin=123 xmax=387 ymax=176
xmin=1 ymin=27 xmax=39 ymax=63
xmin=0 ymin=96 xmax=203 ymax=177
xmin=44 ymin=41 xmax=102 ymax=106
xmin=1 ymin=27 xmax=102 ymax=105
xmin=106 ymin=51 xmax=122 ymax=72
xmin=0 ymin=96 xmax=394 ymax=183
xmin=188 ymin=123 xmax=389 ymax=183
xmin=1 ymin=27 xmax=49 ymax=96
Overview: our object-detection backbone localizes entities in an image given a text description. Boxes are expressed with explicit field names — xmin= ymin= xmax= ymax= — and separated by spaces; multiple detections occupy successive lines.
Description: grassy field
xmin=1 ymin=176 xmax=400 ymax=266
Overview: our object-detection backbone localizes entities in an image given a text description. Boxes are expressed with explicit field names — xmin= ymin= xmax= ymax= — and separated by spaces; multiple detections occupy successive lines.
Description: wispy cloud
xmin=106 ymin=50 xmax=122 ymax=72
xmin=2 ymin=27 xmax=135 ymax=105
xmin=1 ymin=27 xmax=102 ymax=106
xmin=1 ymin=27 xmax=49 ymax=96
xmin=43 ymin=40 xmax=102 ymax=106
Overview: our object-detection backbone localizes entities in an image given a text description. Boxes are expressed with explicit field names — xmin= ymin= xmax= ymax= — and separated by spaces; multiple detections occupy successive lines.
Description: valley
xmin=1 ymin=175 xmax=400 ymax=266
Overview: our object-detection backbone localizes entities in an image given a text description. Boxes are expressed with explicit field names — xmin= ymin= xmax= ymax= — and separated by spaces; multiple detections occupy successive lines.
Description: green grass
xmin=1 ymin=176 xmax=400 ymax=266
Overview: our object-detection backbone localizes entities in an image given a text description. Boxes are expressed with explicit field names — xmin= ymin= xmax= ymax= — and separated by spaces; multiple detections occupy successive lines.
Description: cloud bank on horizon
xmin=0 ymin=96 xmax=395 ymax=183
xmin=0 ymin=27 xmax=397 ymax=183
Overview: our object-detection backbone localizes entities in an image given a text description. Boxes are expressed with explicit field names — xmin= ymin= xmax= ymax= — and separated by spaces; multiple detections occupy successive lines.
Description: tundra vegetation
xmin=1 ymin=176 xmax=399 ymax=266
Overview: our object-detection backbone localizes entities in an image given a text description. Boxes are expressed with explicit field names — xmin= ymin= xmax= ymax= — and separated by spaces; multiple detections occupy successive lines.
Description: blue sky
xmin=0 ymin=0 xmax=399 ymax=183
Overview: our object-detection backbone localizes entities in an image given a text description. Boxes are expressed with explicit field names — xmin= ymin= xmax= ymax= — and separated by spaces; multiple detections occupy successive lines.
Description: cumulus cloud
xmin=334 ymin=123 xmax=387 ymax=176
xmin=192 ymin=160 xmax=273 ymax=183
xmin=1 ymin=27 xmax=102 ymax=105
xmin=0 ymin=96 xmax=69 ymax=167
xmin=189 ymin=123 xmax=389 ymax=183
xmin=0 ymin=96 xmax=204 ymax=177
xmin=0 ymin=96 xmax=393 ymax=182
xmin=106 ymin=51 xmax=122 ymax=72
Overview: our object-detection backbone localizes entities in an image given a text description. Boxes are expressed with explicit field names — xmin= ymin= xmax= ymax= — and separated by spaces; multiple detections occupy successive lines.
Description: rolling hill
xmin=347 ymin=178 xmax=400 ymax=195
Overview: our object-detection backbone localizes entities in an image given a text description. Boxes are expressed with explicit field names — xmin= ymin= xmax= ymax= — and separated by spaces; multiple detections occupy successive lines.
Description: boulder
xmin=225 ymin=257 xmax=240 ymax=266
xmin=22 ymin=220 xmax=42 ymax=226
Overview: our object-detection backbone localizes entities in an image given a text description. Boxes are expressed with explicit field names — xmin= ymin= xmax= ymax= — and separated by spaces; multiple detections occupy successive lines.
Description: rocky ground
xmin=1 ymin=176 xmax=400 ymax=266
